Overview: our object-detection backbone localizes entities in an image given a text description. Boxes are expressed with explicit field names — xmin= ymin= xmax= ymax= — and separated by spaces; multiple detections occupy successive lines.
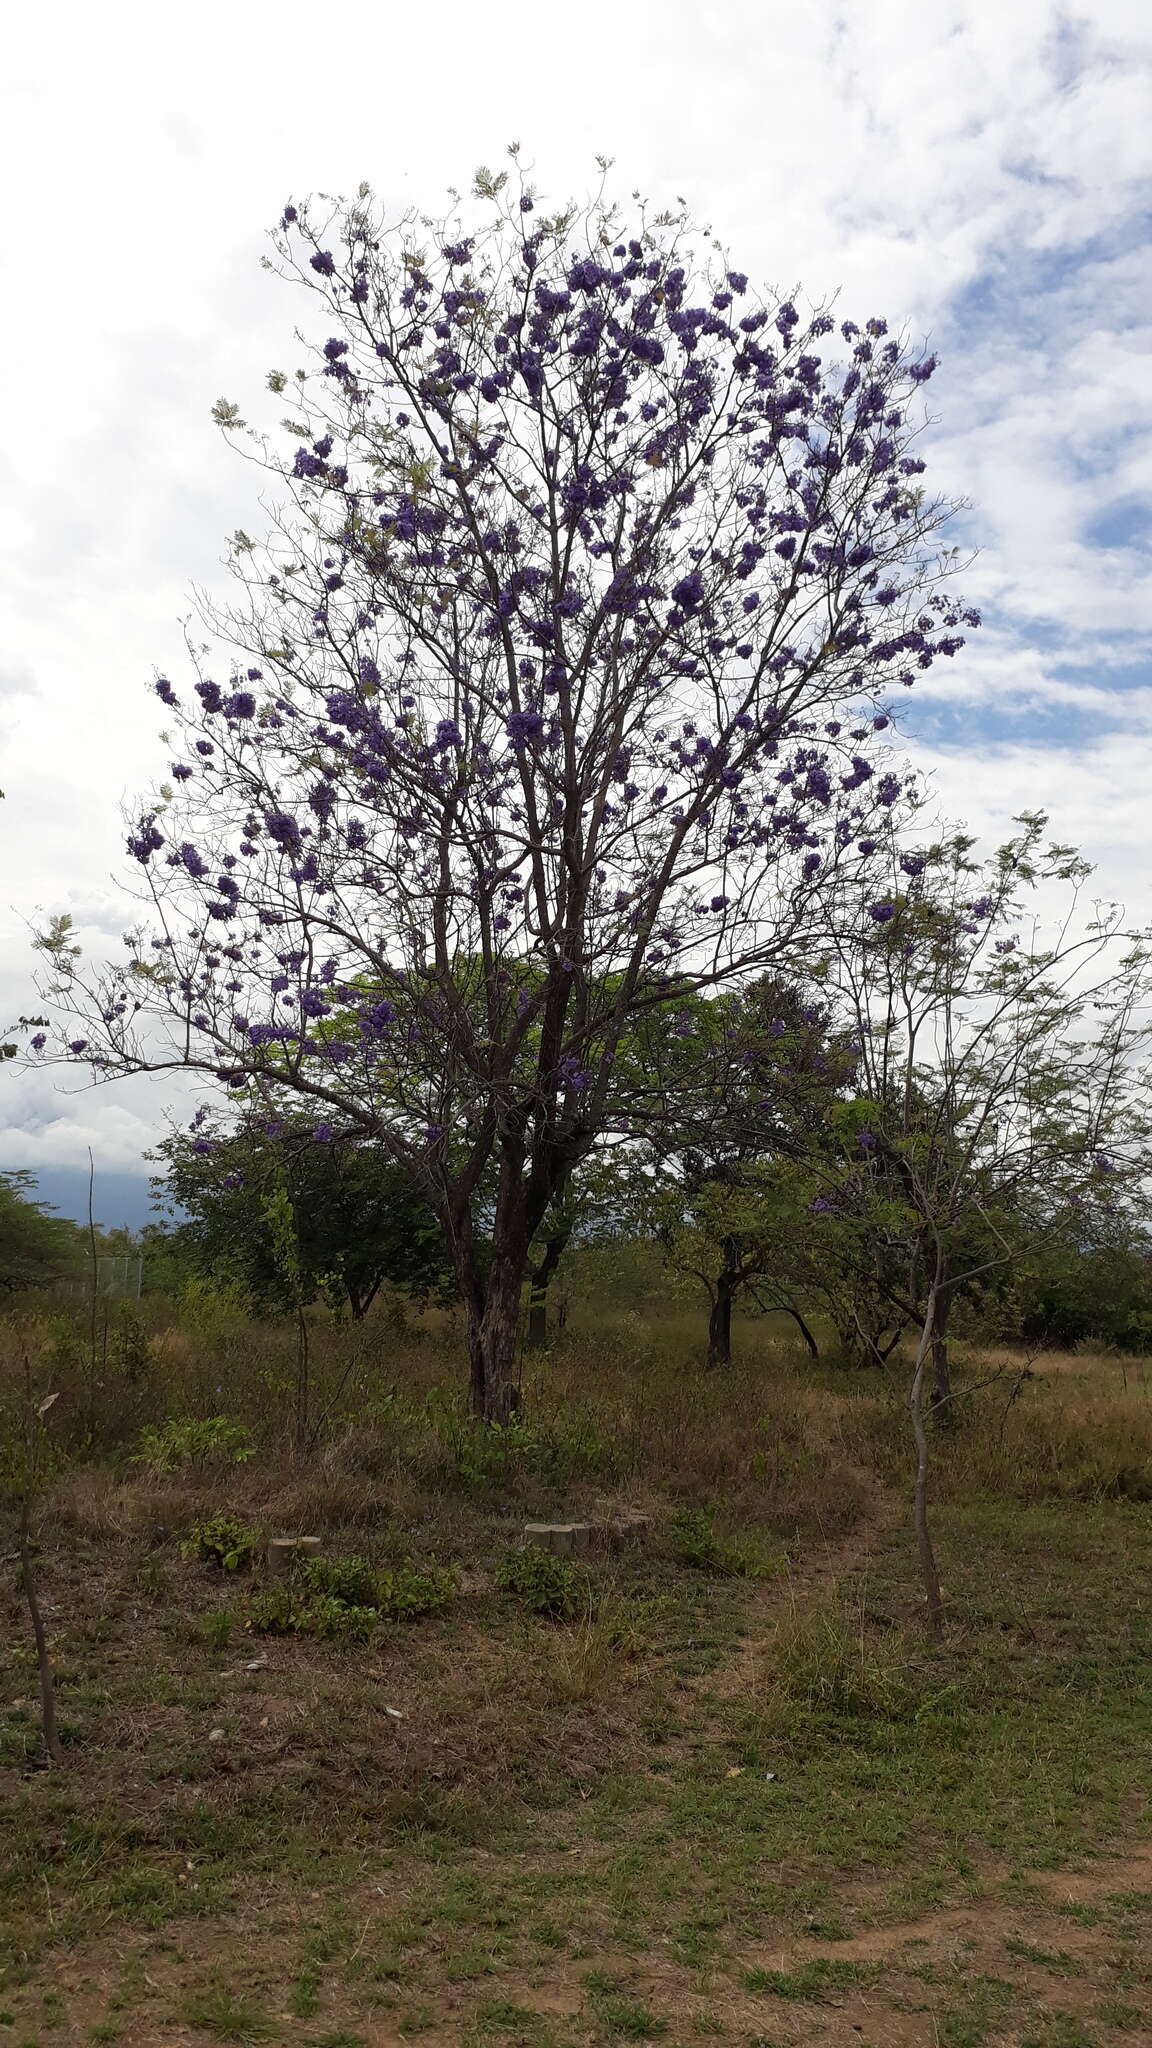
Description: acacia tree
xmin=806 ymin=815 xmax=1152 ymax=1632
xmin=629 ymin=975 xmax=854 ymax=1364
xmin=36 ymin=158 xmax=978 ymax=1421
xmin=156 ymin=1108 xmax=453 ymax=1320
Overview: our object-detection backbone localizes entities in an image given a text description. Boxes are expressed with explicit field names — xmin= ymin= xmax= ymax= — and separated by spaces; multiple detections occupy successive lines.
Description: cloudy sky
xmin=1 ymin=0 xmax=1149 ymax=1223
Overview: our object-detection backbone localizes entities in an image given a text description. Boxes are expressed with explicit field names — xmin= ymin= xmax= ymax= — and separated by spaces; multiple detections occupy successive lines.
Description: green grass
xmin=181 ymin=1985 xmax=273 ymax=2041
xmin=583 ymin=1974 xmax=668 ymax=2039
xmin=743 ymin=1956 xmax=873 ymax=2001
xmin=1003 ymin=1937 xmax=1086 ymax=1976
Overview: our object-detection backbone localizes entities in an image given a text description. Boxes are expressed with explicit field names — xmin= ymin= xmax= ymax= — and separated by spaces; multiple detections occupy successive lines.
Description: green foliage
xmin=0 ymin=1172 xmax=85 ymax=1294
xmin=304 ymin=1595 xmax=380 ymax=1645
xmin=374 ymin=1562 xmax=456 ymax=1622
xmin=1009 ymin=1231 xmax=1152 ymax=1352
xmin=744 ymin=1956 xmax=871 ymax=2001
xmin=135 ymin=1415 xmax=255 ymax=1474
xmin=299 ymin=1553 xmax=380 ymax=1607
xmin=494 ymin=1544 xmax=591 ymax=1619
xmin=667 ymin=1504 xmax=776 ymax=1579
xmin=155 ymin=1109 xmax=455 ymax=1320
xmin=248 ymin=1551 xmax=454 ymax=1642
xmin=245 ymin=1581 xmax=298 ymax=1634
xmin=183 ymin=1514 xmax=261 ymax=1573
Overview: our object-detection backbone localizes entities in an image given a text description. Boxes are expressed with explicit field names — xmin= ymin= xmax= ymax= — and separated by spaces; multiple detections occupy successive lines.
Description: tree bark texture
xmin=525 ymin=1222 xmax=572 ymax=1350
xmin=706 ymin=1248 xmax=738 ymax=1367
xmin=929 ymin=1277 xmax=954 ymax=1428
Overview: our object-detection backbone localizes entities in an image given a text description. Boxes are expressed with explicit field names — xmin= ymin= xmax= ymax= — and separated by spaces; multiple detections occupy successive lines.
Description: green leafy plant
xmin=427 ymin=1391 xmax=609 ymax=1489
xmin=183 ymin=1513 xmax=261 ymax=1572
xmin=668 ymin=1503 xmax=776 ymax=1579
xmin=495 ymin=1544 xmax=592 ymax=1619
xmin=298 ymin=1553 xmax=380 ymax=1606
xmin=374 ymin=1561 xmax=455 ymax=1621
xmin=135 ymin=1415 xmax=255 ymax=1474
xmin=247 ymin=1582 xmax=298 ymax=1634
xmin=305 ymin=1595 xmax=380 ymax=1645
xmin=248 ymin=1551 xmax=454 ymax=1642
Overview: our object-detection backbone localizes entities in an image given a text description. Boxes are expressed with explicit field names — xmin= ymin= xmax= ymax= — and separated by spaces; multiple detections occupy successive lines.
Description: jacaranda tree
xmin=36 ymin=156 xmax=979 ymax=1420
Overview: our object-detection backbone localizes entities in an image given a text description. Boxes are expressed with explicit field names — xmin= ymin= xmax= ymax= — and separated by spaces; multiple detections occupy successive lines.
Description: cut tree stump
xmin=266 ymin=1535 xmax=322 ymax=1576
xmin=521 ymin=1522 xmax=594 ymax=1559
xmin=520 ymin=1516 xmax=653 ymax=1558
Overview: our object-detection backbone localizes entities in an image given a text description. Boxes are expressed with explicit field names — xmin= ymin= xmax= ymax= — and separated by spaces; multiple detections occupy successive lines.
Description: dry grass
xmin=8 ymin=1289 xmax=1152 ymax=1535
xmin=4 ymin=1290 xmax=1152 ymax=2046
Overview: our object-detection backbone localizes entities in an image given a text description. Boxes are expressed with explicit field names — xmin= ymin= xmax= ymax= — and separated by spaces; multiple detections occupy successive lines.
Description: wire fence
xmin=54 ymin=1256 xmax=144 ymax=1303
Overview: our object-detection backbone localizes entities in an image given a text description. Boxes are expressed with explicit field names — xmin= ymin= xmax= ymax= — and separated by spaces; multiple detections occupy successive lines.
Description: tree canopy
xmin=155 ymin=1108 xmax=454 ymax=1317
xmin=0 ymin=1174 xmax=83 ymax=1294
xmin=34 ymin=159 xmax=978 ymax=1416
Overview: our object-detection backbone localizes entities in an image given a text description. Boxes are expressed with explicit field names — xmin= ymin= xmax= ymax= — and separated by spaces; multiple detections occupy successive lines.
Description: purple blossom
xmin=265 ymin=811 xmax=302 ymax=852
xmin=671 ymin=570 xmax=706 ymax=611
xmin=506 ymin=709 xmax=545 ymax=748
xmin=128 ymin=818 xmax=165 ymax=864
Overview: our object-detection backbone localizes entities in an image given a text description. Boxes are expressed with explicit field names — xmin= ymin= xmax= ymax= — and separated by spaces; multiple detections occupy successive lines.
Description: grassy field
xmin=3 ymin=1297 xmax=1152 ymax=2047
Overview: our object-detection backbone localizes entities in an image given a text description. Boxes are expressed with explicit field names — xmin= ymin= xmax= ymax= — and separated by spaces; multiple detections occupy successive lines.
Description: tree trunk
xmin=929 ymin=1278 xmax=954 ymax=1428
xmin=706 ymin=1267 xmax=735 ymax=1367
xmin=525 ymin=1223 xmax=571 ymax=1351
xmin=293 ymin=1303 xmax=310 ymax=1456
xmin=18 ymin=1497 xmax=62 ymax=1766
xmin=908 ymin=1288 xmax=945 ymax=1639
xmin=471 ymin=1250 xmax=524 ymax=1422
xmin=444 ymin=1145 xmax=566 ymax=1421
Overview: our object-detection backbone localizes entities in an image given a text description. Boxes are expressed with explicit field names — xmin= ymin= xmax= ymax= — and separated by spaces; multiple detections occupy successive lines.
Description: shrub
xmin=305 ymin=1595 xmax=380 ymax=1646
xmin=247 ymin=1582 xmax=298 ymax=1634
xmin=668 ymin=1503 xmax=776 ymax=1579
xmin=183 ymin=1513 xmax=261 ymax=1572
xmin=375 ymin=1562 xmax=455 ymax=1622
xmin=248 ymin=1550 xmax=454 ymax=1642
xmin=135 ymin=1415 xmax=255 ymax=1475
xmin=495 ymin=1544 xmax=592 ymax=1619
xmin=299 ymin=1553 xmax=380 ymax=1607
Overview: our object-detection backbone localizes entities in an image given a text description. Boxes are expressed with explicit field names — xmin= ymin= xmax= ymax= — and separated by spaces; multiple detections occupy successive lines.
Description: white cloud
xmin=913 ymin=728 xmax=1152 ymax=913
xmin=0 ymin=1069 xmax=203 ymax=1174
